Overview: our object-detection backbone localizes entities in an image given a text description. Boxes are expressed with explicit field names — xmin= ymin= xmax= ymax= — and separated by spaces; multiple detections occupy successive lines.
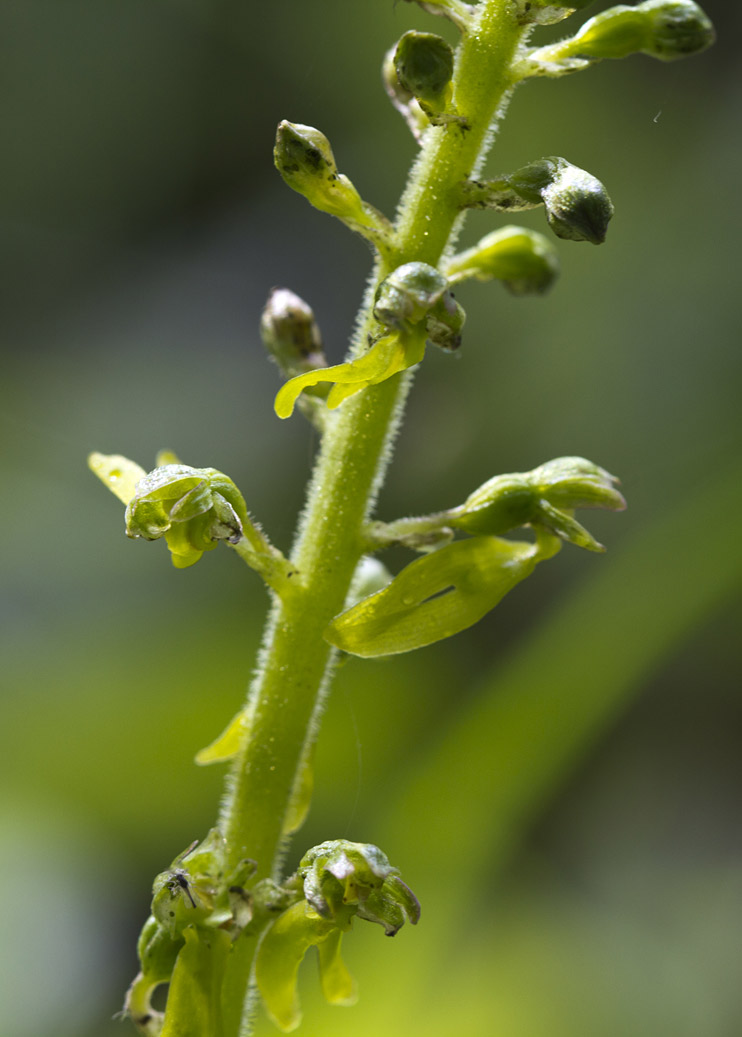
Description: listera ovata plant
xmin=88 ymin=1 xmax=713 ymax=1034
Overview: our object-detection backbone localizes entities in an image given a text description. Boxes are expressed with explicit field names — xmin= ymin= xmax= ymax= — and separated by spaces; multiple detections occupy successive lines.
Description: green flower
xmin=89 ymin=453 xmax=248 ymax=568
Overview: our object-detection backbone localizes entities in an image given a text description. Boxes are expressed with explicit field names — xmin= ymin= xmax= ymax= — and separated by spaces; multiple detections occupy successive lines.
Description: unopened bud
xmin=512 ymin=157 xmax=613 ymax=243
xmin=374 ymin=262 xmax=449 ymax=327
xmin=461 ymin=157 xmax=613 ymax=244
xmin=260 ymin=287 xmax=326 ymax=378
xmin=394 ymin=32 xmax=454 ymax=121
xmin=444 ymin=227 xmax=559 ymax=295
xmin=274 ymin=121 xmax=369 ymax=225
xmin=527 ymin=0 xmax=714 ymax=73
xmin=642 ymin=0 xmax=715 ymax=59
xmin=425 ymin=291 xmax=466 ymax=352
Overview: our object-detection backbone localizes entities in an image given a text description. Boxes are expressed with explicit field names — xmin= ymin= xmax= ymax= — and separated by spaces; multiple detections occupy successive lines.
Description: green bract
xmin=444 ymin=226 xmax=559 ymax=294
xmin=274 ymin=327 xmax=426 ymax=419
xmin=159 ymin=926 xmax=232 ymax=1037
xmin=325 ymin=535 xmax=556 ymax=657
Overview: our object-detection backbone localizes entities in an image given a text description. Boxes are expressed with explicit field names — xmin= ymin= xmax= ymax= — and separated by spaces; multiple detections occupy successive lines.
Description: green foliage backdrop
xmin=1 ymin=2 xmax=739 ymax=1034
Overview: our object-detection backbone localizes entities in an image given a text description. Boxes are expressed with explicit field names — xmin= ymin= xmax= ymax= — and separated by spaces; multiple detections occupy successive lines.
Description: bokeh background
xmin=1 ymin=2 xmax=740 ymax=1035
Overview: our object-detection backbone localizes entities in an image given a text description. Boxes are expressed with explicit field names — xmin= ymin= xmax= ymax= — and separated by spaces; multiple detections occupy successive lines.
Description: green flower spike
xmin=394 ymin=32 xmax=462 ymax=128
xmin=274 ymin=121 xmax=393 ymax=250
xmin=256 ymin=841 xmax=419 ymax=1032
xmin=326 ymin=534 xmax=559 ymax=658
xmin=449 ymin=456 xmax=627 ymax=551
xmin=275 ymin=262 xmax=452 ymax=418
xmin=460 ymin=156 xmax=614 ymax=244
xmin=444 ymin=226 xmax=559 ymax=295
xmin=522 ymin=0 xmax=714 ymax=77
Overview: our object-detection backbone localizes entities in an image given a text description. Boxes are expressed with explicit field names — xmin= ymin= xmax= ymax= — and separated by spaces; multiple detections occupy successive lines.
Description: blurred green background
xmin=1 ymin=2 xmax=740 ymax=1035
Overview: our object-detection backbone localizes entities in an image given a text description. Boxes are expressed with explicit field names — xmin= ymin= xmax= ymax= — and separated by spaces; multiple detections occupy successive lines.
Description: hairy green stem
xmin=219 ymin=0 xmax=528 ymax=1027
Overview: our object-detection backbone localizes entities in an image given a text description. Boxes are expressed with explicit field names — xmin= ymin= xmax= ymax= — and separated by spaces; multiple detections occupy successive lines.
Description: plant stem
xmin=219 ymin=0 xmax=528 ymax=1021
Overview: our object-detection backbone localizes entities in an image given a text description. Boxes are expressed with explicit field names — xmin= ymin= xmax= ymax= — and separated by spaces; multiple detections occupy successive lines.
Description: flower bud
xmin=460 ymin=157 xmax=613 ymax=244
xmin=374 ymin=261 xmax=450 ymax=327
xmin=273 ymin=122 xmax=393 ymax=251
xmin=511 ymin=157 xmax=614 ymax=243
xmin=425 ymin=291 xmax=466 ymax=352
xmin=394 ymin=31 xmax=454 ymax=122
xmin=642 ymin=0 xmax=715 ymax=59
xmin=260 ymin=287 xmax=326 ymax=379
xmin=526 ymin=0 xmax=714 ymax=74
xmin=444 ymin=226 xmax=559 ymax=295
